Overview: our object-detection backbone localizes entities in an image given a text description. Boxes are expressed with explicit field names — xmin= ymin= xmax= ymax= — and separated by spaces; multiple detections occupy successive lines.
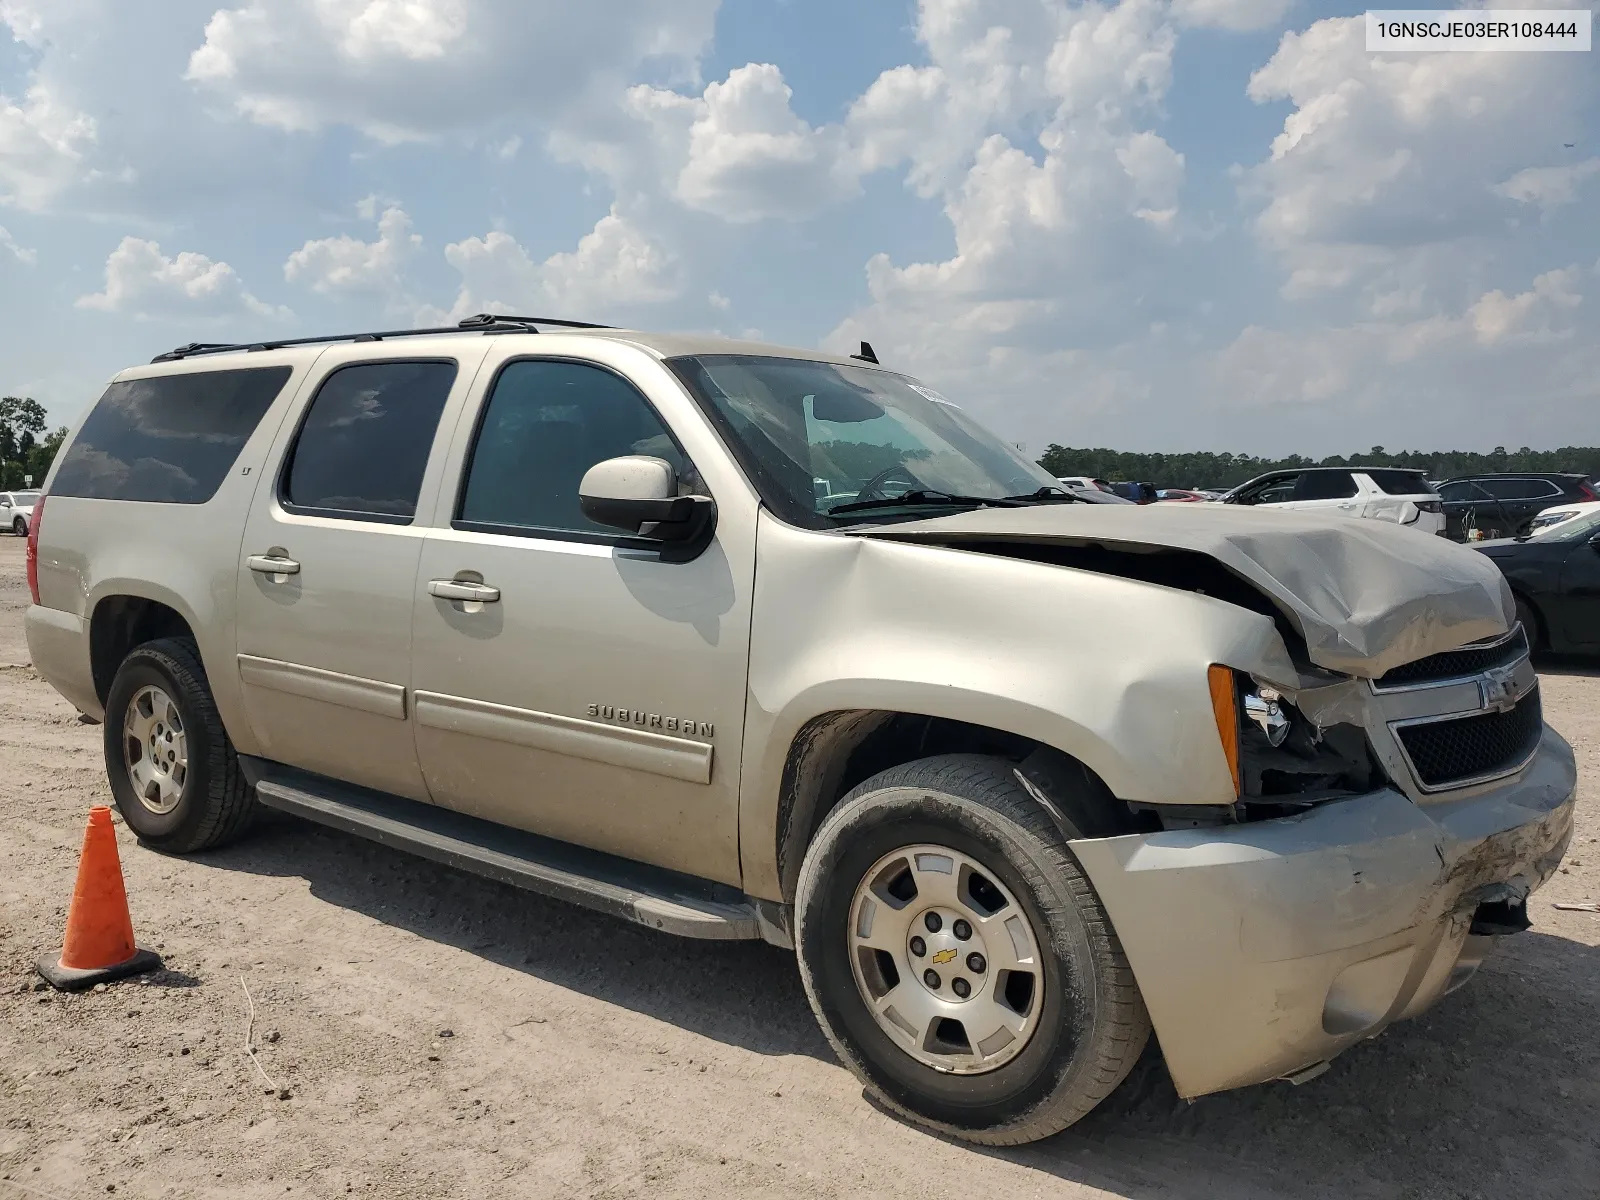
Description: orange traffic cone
xmin=35 ymin=806 xmax=161 ymax=991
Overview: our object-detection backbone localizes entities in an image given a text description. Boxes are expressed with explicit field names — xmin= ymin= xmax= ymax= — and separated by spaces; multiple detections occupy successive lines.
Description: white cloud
xmin=827 ymin=0 xmax=1185 ymax=376
xmin=434 ymin=206 xmax=679 ymax=321
xmin=667 ymin=64 xmax=861 ymax=223
xmin=1493 ymin=159 xmax=1600 ymax=210
xmin=0 ymin=225 xmax=36 ymax=264
xmin=1244 ymin=14 xmax=1596 ymax=304
xmin=76 ymin=236 xmax=286 ymax=319
xmin=284 ymin=203 xmax=421 ymax=306
xmin=187 ymin=0 xmax=718 ymax=141
xmin=1468 ymin=267 xmax=1583 ymax=346
xmin=0 ymin=83 xmax=97 ymax=211
xmin=1171 ymin=0 xmax=1289 ymax=32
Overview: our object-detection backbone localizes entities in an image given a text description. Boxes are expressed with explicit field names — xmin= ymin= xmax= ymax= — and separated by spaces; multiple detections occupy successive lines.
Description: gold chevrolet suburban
xmin=25 ymin=316 xmax=1576 ymax=1144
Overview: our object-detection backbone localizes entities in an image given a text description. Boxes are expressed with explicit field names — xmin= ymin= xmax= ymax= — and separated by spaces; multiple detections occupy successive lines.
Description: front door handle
xmin=428 ymin=579 xmax=501 ymax=604
xmin=247 ymin=554 xmax=301 ymax=576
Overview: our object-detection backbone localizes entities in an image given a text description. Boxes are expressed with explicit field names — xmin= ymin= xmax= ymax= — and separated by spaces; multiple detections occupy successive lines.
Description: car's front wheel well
xmin=776 ymin=711 xmax=1132 ymax=903
xmin=90 ymin=596 xmax=197 ymax=705
xmin=1510 ymin=589 xmax=1546 ymax=650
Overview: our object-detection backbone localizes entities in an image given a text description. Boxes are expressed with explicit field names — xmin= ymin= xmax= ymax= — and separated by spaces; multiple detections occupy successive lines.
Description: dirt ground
xmin=1 ymin=535 xmax=1596 ymax=1200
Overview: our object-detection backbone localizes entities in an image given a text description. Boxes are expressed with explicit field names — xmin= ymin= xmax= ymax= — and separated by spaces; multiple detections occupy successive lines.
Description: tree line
xmin=1036 ymin=444 xmax=1600 ymax=492
xmin=0 ymin=397 xmax=69 ymax=491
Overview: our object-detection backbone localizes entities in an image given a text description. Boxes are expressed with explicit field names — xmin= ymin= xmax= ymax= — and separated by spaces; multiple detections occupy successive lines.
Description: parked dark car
xmin=1473 ymin=507 xmax=1600 ymax=654
xmin=1110 ymin=481 xmax=1158 ymax=504
xmin=1438 ymin=472 xmax=1599 ymax=541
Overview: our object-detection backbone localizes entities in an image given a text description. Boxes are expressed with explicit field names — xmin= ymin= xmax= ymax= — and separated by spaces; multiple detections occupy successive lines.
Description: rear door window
xmin=1364 ymin=469 xmax=1433 ymax=496
xmin=1294 ymin=471 xmax=1358 ymax=501
xmin=50 ymin=367 xmax=292 ymax=504
xmin=1480 ymin=478 xmax=1560 ymax=500
xmin=282 ymin=360 xmax=458 ymax=523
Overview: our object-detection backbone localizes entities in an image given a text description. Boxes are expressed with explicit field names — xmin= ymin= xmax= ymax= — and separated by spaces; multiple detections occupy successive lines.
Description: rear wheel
xmin=103 ymin=638 xmax=256 ymax=853
xmin=794 ymin=754 xmax=1149 ymax=1145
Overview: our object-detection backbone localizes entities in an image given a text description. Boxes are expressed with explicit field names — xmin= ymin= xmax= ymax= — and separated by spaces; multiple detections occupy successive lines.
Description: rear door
xmin=1438 ymin=479 xmax=1492 ymax=539
xmin=1479 ymin=478 xmax=1563 ymax=536
xmin=1289 ymin=470 xmax=1361 ymax=517
xmin=233 ymin=346 xmax=488 ymax=800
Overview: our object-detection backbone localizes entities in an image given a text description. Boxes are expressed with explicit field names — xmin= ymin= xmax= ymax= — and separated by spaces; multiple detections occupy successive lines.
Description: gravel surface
xmin=2 ymin=534 xmax=1596 ymax=1199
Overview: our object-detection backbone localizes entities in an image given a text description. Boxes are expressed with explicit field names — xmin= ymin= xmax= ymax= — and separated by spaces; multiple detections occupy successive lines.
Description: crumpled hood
xmin=854 ymin=504 xmax=1515 ymax=678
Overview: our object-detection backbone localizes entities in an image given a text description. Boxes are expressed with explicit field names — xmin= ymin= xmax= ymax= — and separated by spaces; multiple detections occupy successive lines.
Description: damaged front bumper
xmin=1068 ymin=729 xmax=1577 ymax=1100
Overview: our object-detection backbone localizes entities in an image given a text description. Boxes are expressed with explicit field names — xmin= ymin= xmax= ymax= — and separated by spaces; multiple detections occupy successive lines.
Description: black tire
xmin=11 ymin=517 xmax=24 ymax=537
xmin=103 ymin=637 xmax=256 ymax=853
xmin=1514 ymin=594 xmax=1544 ymax=652
xmin=794 ymin=754 xmax=1150 ymax=1145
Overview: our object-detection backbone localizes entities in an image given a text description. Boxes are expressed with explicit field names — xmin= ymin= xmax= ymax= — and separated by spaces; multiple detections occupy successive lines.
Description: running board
xmin=243 ymin=758 xmax=762 ymax=941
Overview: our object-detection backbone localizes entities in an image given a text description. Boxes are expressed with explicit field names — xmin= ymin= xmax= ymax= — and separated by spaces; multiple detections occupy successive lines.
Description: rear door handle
xmin=247 ymin=554 xmax=300 ymax=576
xmin=428 ymin=579 xmax=501 ymax=604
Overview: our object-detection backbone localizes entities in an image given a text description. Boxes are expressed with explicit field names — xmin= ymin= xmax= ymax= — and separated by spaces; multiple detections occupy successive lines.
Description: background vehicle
xmin=25 ymin=317 xmax=1574 ymax=1146
xmin=1473 ymin=508 xmax=1600 ymax=654
xmin=1156 ymin=488 xmax=1207 ymax=502
xmin=1109 ymin=480 xmax=1158 ymax=504
xmin=1219 ymin=467 xmax=1444 ymax=534
xmin=1528 ymin=499 xmax=1600 ymax=536
xmin=1 ymin=489 xmax=40 ymax=536
xmin=1054 ymin=475 xmax=1112 ymax=492
xmin=1438 ymin=473 xmax=1599 ymax=541
xmin=1062 ymin=486 xmax=1134 ymax=504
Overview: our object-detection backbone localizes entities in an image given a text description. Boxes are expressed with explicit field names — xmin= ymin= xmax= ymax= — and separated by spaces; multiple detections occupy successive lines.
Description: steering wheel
xmin=854 ymin=464 xmax=924 ymax=502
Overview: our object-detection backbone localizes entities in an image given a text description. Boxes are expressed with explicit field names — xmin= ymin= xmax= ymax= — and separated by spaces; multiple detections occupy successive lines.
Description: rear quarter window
xmin=1365 ymin=469 xmax=1434 ymax=496
xmin=50 ymin=366 xmax=292 ymax=504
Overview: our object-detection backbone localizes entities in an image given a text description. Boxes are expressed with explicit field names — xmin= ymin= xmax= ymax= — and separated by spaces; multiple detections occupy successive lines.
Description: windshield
xmin=13 ymin=492 xmax=39 ymax=504
xmin=667 ymin=355 xmax=1057 ymax=527
xmin=1536 ymin=507 xmax=1600 ymax=542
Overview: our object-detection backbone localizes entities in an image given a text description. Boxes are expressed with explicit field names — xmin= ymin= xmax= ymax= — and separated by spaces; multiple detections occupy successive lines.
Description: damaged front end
xmin=852 ymin=504 xmax=1577 ymax=1101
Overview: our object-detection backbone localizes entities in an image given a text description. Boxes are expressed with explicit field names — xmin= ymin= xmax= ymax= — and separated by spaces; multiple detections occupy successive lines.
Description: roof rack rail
xmin=150 ymin=313 xmax=614 ymax=364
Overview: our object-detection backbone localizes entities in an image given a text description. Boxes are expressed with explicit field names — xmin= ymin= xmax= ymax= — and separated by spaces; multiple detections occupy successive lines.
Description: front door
xmin=408 ymin=353 xmax=754 ymax=884
xmin=234 ymin=348 xmax=485 ymax=800
xmin=1555 ymin=536 xmax=1600 ymax=649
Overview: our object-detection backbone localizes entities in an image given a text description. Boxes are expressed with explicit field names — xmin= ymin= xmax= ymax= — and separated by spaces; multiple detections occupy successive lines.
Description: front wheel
xmin=103 ymin=637 xmax=256 ymax=853
xmin=11 ymin=517 xmax=24 ymax=537
xmin=794 ymin=754 xmax=1150 ymax=1145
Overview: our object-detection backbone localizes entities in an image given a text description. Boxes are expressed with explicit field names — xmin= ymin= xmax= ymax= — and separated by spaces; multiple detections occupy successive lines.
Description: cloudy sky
xmin=1 ymin=0 xmax=1595 ymax=455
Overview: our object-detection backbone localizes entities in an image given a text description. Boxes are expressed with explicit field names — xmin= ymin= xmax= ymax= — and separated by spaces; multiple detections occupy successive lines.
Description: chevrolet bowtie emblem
xmin=1479 ymin=665 xmax=1521 ymax=714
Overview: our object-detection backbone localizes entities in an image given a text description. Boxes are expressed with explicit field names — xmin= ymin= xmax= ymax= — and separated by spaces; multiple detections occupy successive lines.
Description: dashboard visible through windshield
xmin=667 ymin=354 xmax=1059 ymax=528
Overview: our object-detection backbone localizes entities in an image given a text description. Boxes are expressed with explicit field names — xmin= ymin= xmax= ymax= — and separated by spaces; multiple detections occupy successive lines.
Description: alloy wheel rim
xmin=123 ymin=684 xmax=188 ymax=815
xmin=848 ymin=844 xmax=1044 ymax=1074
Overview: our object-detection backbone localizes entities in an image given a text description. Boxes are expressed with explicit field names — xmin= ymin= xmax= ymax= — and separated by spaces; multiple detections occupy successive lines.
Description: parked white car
xmin=1217 ymin=467 xmax=1445 ymax=535
xmin=1528 ymin=499 xmax=1600 ymax=536
xmin=0 ymin=490 xmax=40 ymax=536
xmin=1054 ymin=475 xmax=1112 ymax=493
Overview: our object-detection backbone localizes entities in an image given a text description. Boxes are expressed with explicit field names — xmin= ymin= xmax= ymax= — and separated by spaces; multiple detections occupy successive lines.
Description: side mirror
xmin=578 ymin=456 xmax=716 ymax=560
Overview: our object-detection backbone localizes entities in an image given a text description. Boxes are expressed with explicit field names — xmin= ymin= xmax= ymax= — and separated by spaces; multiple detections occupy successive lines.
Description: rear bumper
xmin=1069 ymin=729 xmax=1576 ymax=1099
xmin=24 ymin=604 xmax=101 ymax=721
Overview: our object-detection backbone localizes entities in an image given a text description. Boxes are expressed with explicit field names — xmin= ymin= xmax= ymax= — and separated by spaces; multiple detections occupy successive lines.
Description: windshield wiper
xmin=1000 ymin=487 xmax=1088 ymax=503
xmin=827 ymin=490 xmax=1028 ymax=517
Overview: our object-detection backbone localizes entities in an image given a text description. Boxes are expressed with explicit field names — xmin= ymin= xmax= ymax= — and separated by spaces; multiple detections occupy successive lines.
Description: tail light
xmin=26 ymin=495 xmax=43 ymax=604
xmin=1416 ymin=500 xmax=1443 ymax=513
xmin=1578 ymin=482 xmax=1598 ymax=502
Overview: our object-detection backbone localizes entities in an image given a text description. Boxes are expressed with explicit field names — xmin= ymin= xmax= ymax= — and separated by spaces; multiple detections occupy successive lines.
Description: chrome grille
xmin=1374 ymin=625 xmax=1528 ymax=691
xmin=1395 ymin=688 xmax=1543 ymax=790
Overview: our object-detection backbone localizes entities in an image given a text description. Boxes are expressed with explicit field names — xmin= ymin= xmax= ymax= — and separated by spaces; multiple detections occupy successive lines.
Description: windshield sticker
xmin=908 ymin=384 xmax=959 ymax=408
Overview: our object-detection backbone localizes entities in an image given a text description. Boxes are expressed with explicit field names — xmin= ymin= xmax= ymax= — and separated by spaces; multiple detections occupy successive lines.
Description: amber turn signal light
xmin=1207 ymin=664 xmax=1241 ymax=798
